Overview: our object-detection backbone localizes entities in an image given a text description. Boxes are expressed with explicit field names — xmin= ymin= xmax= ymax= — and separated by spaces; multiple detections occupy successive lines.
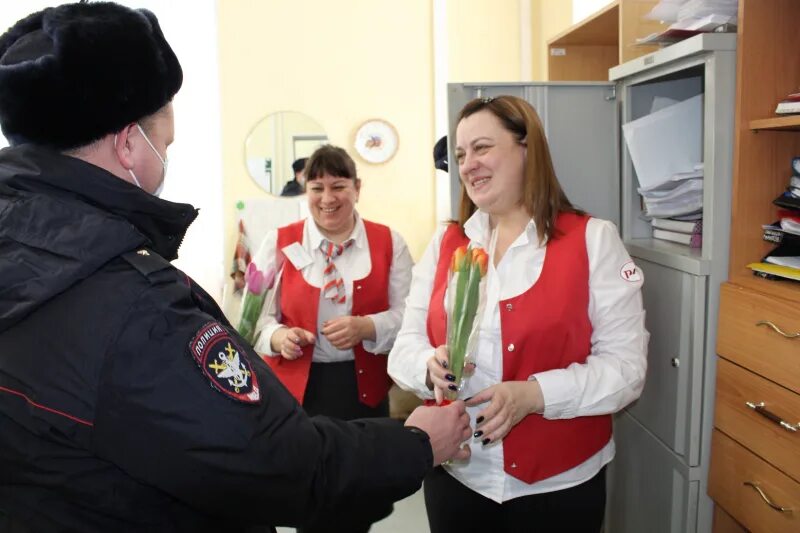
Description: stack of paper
xmin=640 ymin=0 xmax=738 ymax=44
xmin=639 ymin=174 xmax=703 ymax=218
xmin=761 ymin=210 xmax=800 ymax=274
xmin=750 ymin=170 xmax=800 ymax=283
xmin=645 ymin=0 xmax=738 ymax=26
xmin=623 ymin=94 xmax=704 ymax=220
xmin=677 ymin=0 xmax=738 ymax=24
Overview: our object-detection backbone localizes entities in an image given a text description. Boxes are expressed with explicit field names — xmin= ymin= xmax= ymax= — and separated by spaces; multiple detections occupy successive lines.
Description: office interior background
xmin=0 ymin=0 xmax=609 ymax=303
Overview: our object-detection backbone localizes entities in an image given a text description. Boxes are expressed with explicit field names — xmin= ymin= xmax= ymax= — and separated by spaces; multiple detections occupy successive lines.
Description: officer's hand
xmin=405 ymin=401 xmax=472 ymax=466
xmin=321 ymin=315 xmax=375 ymax=350
xmin=271 ymin=327 xmax=315 ymax=360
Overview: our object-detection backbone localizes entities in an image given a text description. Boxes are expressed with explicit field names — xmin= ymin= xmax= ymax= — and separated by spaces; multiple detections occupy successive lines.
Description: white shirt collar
xmin=463 ymin=209 xmax=541 ymax=250
xmin=306 ymin=211 xmax=366 ymax=251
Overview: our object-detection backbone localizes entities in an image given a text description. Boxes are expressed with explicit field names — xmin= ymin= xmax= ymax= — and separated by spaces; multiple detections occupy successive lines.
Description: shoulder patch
xmin=189 ymin=322 xmax=260 ymax=404
xmin=619 ymin=260 xmax=642 ymax=282
xmin=121 ymin=248 xmax=172 ymax=277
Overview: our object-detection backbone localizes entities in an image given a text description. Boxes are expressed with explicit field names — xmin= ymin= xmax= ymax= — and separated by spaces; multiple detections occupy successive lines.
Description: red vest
xmin=427 ymin=214 xmax=612 ymax=483
xmin=264 ymin=219 xmax=394 ymax=407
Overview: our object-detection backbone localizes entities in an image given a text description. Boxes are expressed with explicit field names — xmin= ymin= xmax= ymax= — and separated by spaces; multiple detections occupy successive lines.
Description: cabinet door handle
xmin=745 ymin=401 xmax=799 ymax=432
xmin=755 ymin=320 xmax=800 ymax=339
xmin=743 ymin=482 xmax=794 ymax=513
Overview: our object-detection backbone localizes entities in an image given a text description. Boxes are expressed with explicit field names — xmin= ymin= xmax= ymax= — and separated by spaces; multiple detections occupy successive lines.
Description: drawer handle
xmin=755 ymin=320 xmax=800 ymax=339
xmin=743 ymin=482 xmax=794 ymax=513
xmin=745 ymin=401 xmax=799 ymax=432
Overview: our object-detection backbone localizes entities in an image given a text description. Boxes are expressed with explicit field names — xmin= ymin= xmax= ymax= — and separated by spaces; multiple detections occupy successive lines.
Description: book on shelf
xmin=775 ymin=92 xmax=800 ymax=114
xmin=651 ymin=217 xmax=702 ymax=234
xmin=652 ymin=227 xmax=702 ymax=248
xmin=748 ymin=262 xmax=800 ymax=282
xmin=764 ymin=240 xmax=800 ymax=269
xmin=777 ymin=210 xmax=800 ymax=235
xmin=773 ymin=190 xmax=800 ymax=211
xmin=763 ymin=222 xmax=800 ymax=245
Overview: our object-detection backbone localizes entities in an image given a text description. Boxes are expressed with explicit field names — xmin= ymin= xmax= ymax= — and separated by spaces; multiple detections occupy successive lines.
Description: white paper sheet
xmin=623 ymin=94 xmax=703 ymax=190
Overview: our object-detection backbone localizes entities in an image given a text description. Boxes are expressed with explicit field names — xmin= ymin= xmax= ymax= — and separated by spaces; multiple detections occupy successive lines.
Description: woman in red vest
xmin=388 ymin=95 xmax=648 ymax=532
xmin=249 ymin=145 xmax=414 ymax=533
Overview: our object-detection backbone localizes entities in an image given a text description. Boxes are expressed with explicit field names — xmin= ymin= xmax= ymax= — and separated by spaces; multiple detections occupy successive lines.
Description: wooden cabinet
xmin=547 ymin=0 xmax=667 ymax=81
xmin=709 ymin=1 xmax=800 ymax=531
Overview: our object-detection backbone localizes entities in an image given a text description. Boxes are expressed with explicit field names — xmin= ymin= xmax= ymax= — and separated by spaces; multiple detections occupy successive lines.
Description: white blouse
xmin=388 ymin=210 xmax=648 ymax=503
xmin=250 ymin=214 xmax=413 ymax=362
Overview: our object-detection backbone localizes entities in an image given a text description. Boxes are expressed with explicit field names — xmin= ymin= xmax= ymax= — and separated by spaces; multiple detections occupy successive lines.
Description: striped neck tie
xmin=320 ymin=238 xmax=354 ymax=304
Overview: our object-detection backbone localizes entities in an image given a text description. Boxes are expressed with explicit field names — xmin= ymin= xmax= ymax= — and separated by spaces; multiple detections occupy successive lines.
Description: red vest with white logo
xmin=427 ymin=213 xmax=612 ymax=483
xmin=264 ymin=219 xmax=393 ymax=407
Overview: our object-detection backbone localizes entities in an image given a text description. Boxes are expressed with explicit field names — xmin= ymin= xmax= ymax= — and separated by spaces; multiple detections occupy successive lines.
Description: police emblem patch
xmin=189 ymin=322 xmax=260 ymax=403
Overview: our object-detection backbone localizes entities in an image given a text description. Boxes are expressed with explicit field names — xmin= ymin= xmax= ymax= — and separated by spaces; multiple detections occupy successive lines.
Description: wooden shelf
xmin=750 ymin=115 xmax=800 ymax=131
xmin=546 ymin=0 xmax=667 ymax=81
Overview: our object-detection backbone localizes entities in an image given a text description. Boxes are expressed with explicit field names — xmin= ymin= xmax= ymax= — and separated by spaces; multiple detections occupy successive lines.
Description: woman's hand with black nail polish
xmin=425 ymin=345 xmax=454 ymax=404
xmin=466 ymin=381 xmax=544 ymax=445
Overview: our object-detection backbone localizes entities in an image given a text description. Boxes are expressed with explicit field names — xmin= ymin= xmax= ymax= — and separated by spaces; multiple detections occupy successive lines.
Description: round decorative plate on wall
xmin=353 ymin=119 xmax=399 ymax=164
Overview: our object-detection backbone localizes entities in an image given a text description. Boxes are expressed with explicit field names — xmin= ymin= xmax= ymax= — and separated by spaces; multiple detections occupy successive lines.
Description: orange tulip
xmin=451 ymin=245 xmax=468 ymax=273
xmin=446 ymin=245 xmax=488 ymax=396
xmin=471 ymin=248 xmax=489 ymax=277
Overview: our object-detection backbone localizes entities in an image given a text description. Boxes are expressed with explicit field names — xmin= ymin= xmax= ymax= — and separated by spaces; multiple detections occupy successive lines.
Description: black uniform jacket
xmin=280 ymin=178 xmax=303 ymax=197
xmin=0 ymin=145 xmax=431 ymax=532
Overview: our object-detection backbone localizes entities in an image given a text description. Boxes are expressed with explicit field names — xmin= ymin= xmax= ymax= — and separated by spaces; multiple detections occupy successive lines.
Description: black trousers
xmin=423 ymin=465 xmax=606 ymax=533
xmin=297 ymin=361 xmax=391 ymax=533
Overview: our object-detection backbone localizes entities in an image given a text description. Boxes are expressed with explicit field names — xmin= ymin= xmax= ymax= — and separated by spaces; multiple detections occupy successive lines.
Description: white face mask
xmin=115 ymin=123 xmax=168 ymax=197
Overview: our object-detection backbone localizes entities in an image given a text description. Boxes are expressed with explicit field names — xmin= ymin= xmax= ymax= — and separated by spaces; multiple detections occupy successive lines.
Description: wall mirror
xmin=245 ymin=111 xmax=328 ymax=195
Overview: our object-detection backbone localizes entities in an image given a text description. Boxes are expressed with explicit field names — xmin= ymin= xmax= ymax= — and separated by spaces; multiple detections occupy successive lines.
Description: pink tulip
xmin=244 ymin=262 xmax=277 ymax=295
xmin=245 ymin=262 xmax=265 ymax=295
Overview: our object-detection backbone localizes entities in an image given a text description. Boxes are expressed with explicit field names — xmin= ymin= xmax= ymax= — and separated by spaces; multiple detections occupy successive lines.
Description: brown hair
xmin=305 ymin=145 xmax=357 ymax=181
xmin=455 ymin=95 xmax=582 ymax=243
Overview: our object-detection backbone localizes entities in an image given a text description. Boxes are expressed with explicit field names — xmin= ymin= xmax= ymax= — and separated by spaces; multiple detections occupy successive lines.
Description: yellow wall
xmin=218 ymin=1 xmax=542 ymax=263
xmin=530 ymin=0 xmax=573 ymax=80
xmin=447 ymin=0 xmax=522 ymax=82
xmin=218 ymin=0 xmax=436 ymax=261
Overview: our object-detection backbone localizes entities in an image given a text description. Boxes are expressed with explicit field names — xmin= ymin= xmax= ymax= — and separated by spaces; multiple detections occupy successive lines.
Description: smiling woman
xmin=305 ymin=146 xmax=361 ymax=242
xmin=388 ymin=95 xmax=648 ymax=533
xmin=243 ymin=144 xmax=417 ymax=533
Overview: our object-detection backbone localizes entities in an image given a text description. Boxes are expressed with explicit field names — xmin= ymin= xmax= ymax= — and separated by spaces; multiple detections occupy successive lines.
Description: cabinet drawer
xmin=713 ymin=506 xmax=748 ymax=533
xmin=709 ymin=430 xmax=800 ymax=533
xmin=717 ymin=283 xmax=800 ymax=394
xmin=715 ymin=358 xmax=800 ymax=482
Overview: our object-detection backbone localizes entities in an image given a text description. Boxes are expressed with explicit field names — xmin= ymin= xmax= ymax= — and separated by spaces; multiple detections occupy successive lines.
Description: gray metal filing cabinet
xmin=447 ymin=33 xmax=736 ymax=533
xmin=447 ymin=82 xmax=620 ymax=227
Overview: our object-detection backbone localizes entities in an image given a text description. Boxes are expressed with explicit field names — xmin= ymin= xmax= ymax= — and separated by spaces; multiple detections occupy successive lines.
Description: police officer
xmin=280 ymin=158 xmax=308 ymax=197
xmin=0 ymin=3 xmax=471 ymax=532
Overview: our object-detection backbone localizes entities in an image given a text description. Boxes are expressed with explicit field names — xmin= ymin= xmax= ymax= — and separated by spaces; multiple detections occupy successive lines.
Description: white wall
xmin=572 ymin=0 xmax=613 ymax=22
xmin=0 ymin=1 xmax=225 ymax=301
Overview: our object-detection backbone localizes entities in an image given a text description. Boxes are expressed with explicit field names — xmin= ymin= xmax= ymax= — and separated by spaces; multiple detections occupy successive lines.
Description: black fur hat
xmin=433 ymin=135 xmax=448 ymax=172
xmin=0 ymin=1 xmax=182 ymax=150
